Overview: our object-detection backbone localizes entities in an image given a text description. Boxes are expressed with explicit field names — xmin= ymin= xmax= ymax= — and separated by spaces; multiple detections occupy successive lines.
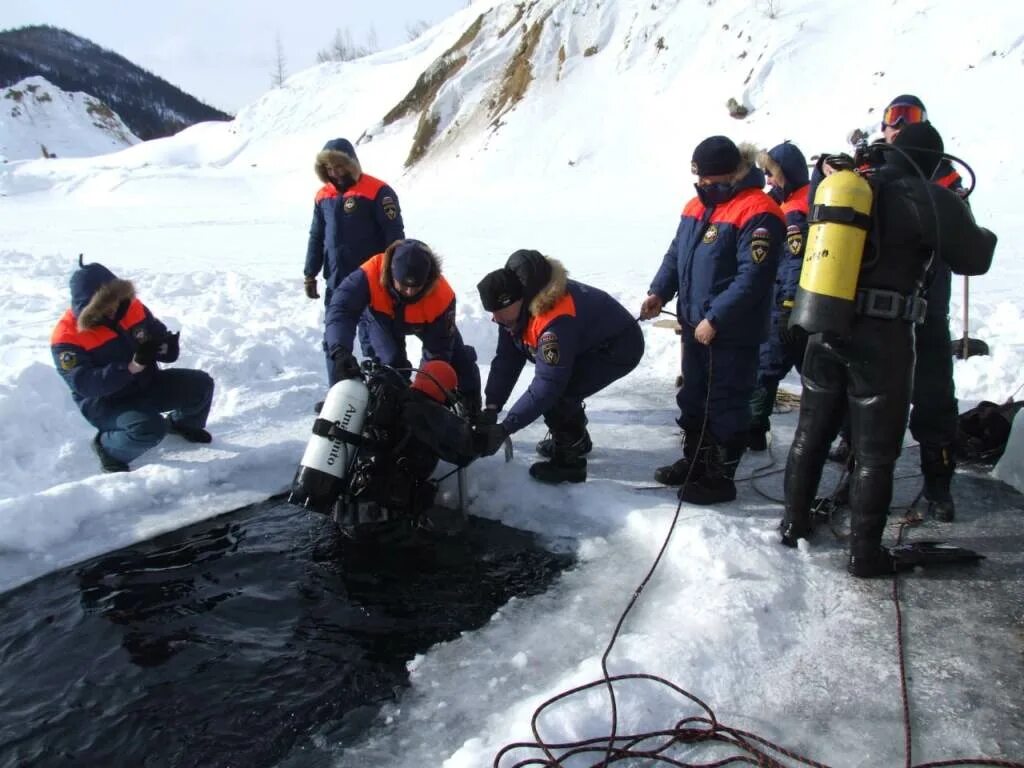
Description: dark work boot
xmin=678 ymin=438 xmax=744 ymax=505
xmin=747 ymin=428 xmax=768 ymax=452
xmin=168 ymin=419 xmax=213 ymax=444
xmin=747 ymin=383 xmax=774 ymax=452
xmin=536 ymin=429 xmax=592 ymax=459
xmin=654 ymin=428 xmax=704 ymax=486
xmin=920 ymin=444 xmax=955 ymax=522
xmin=529 ymin=448 xmax=587 ymax=484
xmin=92 ymin=433 xmax=130 ymax=473
xmin=847 ymin=496 xmax=895 ymax=578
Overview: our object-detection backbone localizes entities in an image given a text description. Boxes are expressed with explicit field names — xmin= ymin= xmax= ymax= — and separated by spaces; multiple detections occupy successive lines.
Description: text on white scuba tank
xmin=326 ymin=403 xmax=358 ymax=466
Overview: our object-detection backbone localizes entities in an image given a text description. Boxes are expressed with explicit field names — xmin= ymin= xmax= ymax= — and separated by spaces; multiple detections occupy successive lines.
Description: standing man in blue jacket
xmin=474 ymin=250 xmax=644 ymax=484
xmin=747 ymin=141 xmax=811 ymax=451
xmin=304 ymin=138 xmax=405 ymax=382
xmin=50 ymin=258 xmax=215 ymax=473
xmin=640 ymin=135 xmax=784 ymax=504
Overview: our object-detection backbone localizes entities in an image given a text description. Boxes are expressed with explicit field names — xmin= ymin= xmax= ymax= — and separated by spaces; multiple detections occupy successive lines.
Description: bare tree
xmin=271 ymin=33 xmax=288 ymax=87
xmin=405 ymin=19 xmax=430 ymax=42
xmin=316 ymin=27 xmax=379 ymax=63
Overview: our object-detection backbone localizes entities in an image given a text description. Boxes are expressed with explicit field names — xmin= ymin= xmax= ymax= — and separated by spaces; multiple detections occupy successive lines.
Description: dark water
xmin=0 ymin=500 xmax=574 ymax=768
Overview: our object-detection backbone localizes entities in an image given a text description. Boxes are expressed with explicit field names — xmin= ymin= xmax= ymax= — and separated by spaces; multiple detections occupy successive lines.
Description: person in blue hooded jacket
xmin=640 ymin=135 xmax=785 ymax=504
xmin=747 ymin=141 xmax=811 ymax=451
xmin=324 ymin=239 xmax=481 ymax=412
xmin=473 ymin=250 xmax=644 ymax=484
xmin=304 ymin=138 xmax=405 ymax=381
xmin=50 ymin=258 xmax=215 ymax=473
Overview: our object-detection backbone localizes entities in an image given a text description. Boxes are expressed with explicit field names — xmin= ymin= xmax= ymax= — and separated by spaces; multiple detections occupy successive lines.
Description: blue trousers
xmin=677 ymin=340 xmax=759 ymax=443
xmin=87 ymin=368 xmax=215 ymax=464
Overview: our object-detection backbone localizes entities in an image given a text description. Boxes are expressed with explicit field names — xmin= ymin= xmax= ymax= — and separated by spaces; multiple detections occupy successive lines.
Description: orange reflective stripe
xmin=710 ymin=188 xmax=784 ymax=226
xmin=782 ymin=184 xmax=810 ymax=216
xmin=362 ymin=254 xmax=454 ymax=323
xmin=49 ymin=299 xmax=148 ymax=350
xmin=523 ymin=294 xmax=576 ymax=347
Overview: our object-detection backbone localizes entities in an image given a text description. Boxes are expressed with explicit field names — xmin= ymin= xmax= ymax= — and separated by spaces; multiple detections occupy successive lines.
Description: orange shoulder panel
xmin=711 ymin=188 xmax=785 ymax=227
xmin=361 ymin=254 xmax=393 ymax=317
xmin=346 ymin=174 xmax=386 ymax=200
xmin=315 ymin=184 xmax=338 ymax=203
xmin=782 ymin=185 xmax=810 ymax=216
xmin=404 ymin=277 xmax=455 ymax=325
xmin=523 ymin=293 xmax=576 ymax=348
xmin=682 ymin=196 xmax=705 ymax=218
xmin=51 ymin=310 xmax=115 ymax=350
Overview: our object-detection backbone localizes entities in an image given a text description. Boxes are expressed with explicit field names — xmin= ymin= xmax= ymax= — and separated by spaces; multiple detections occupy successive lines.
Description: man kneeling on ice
xmin=290 ymin=359 xmax=478 ymax=533
xmin=50 ymin=257 xmax=215 ymax=473
xmin=474 ymin=250 xmax=644 ymax=483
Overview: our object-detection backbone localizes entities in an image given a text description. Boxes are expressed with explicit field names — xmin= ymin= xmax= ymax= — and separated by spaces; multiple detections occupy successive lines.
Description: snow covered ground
xmin=1 ymin=0 xmax=1022 ymax=764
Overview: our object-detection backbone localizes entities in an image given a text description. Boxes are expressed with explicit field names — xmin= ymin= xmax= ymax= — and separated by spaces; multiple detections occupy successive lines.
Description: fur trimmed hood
xmin=70 ymin=261 xmax=136 ymax=330
xmin=378 ymin=239 xmax=442 ymax=296
xmin=726 ymin=142 xmax=761 ymax=186
xmin=315 ymin=137 xmax=362 ymax=185
xmin=528 ymin=257 xmax=568 ymax=316
xmin=757 ymin=142 xmax=809 ymax=194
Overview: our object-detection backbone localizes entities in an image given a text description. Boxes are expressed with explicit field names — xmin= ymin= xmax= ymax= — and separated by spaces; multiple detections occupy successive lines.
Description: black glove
xmin=304 ymin=276 xmax=319 ymax=300
xmin=474 ymin=423 xmax=508 ymax=457
xmin=133 ymin=336 xmax=162 ymax=367
xmin=475 ymin=407 xmax=499 ymax=427
xmin=778 ymin=311 xmax=795 ymax=346
xmin=159 ymin=331 xmax=181 ymax=362
xmin=331 ymin=350 xmax=361 ymax=381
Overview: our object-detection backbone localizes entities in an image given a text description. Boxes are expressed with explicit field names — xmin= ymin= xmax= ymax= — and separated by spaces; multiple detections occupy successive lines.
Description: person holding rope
xmin=780 ymin=122 xmax=996 ymax=576
xmin=641 ymin=135 xmax=784 ymax=504
xmin=323 ymin=238 xmax=481 ymax=414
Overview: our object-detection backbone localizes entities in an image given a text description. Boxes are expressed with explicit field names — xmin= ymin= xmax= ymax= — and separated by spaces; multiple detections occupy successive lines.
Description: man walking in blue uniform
xmin=641 ymin=135 xmax=784 ymax=504
xmin=474 ymin=249 xmax=644 ymax=483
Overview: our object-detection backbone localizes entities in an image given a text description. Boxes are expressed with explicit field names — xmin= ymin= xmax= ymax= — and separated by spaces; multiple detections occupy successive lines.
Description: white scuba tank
xmin=288 ymin=378 xmax=370 ymax=513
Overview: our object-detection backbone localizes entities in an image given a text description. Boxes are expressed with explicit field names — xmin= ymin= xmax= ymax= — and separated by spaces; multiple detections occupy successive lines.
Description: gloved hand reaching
xmin=475 ymin=407 xmax=499 ymax=427
xmin=160 ymin=331 xmax=181 ymax=362
xmin=474 ymin=423 xmax=508 ymax=457
xmin=331 ymin=350 xmax=361 ymax=381
xmin=133 ymin=336 xmax=162 ymax=367
xmin=304 ymin=276 xmax=319 ymax=300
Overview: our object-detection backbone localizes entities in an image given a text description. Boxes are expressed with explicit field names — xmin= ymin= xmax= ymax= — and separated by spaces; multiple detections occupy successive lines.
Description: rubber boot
xmin=678 ymin=437 xmax=744 ymax=505
xmin=654 ymin=427 xmax=704 ymax=486
xmin=920 ymin=444 xmax=955 ymax=522
xmin=747 ymin=382 xmax=775 ymax=452
xmin=846 ymin=476 xmax=895 ymax=578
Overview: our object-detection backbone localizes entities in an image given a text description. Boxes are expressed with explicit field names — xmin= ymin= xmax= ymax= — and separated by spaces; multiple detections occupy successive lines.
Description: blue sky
xmin=3 ymin=0 xmax=469 ymax=113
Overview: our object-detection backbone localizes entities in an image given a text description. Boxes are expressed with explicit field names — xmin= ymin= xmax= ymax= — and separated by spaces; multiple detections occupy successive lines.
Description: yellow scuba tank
xmin=789 ymin=169 xmax=874 ymax=336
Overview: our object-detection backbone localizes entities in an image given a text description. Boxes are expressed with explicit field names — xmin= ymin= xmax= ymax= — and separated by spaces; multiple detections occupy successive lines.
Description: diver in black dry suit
xmin=780 ymin=122 xmax=997 ymax=577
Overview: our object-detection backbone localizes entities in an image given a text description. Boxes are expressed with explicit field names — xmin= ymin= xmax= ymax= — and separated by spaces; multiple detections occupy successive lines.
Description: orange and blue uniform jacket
xmin=649 ymin=167 xmax=785 ymax=345
xmin=50 ymin=265 xmax=177 ymax=419
xmin=485 ymin=280 xmax=639 ymax=432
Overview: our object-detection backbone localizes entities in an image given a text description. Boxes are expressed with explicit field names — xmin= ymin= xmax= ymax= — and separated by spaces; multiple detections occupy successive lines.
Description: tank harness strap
xmin=312 ymin=417 xmax=375 ymax=447
xmin=809 ymin=204 xmax=872 ymax=230
xmin=855 ymin=289 xmax=928 ymax=324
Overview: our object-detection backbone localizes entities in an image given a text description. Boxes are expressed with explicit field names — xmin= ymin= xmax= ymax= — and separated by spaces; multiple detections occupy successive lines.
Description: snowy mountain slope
xmin=0 ymin=75 xmax=138 ymax=161
xmin=0 ymin=0 xmax=1022 ymax=764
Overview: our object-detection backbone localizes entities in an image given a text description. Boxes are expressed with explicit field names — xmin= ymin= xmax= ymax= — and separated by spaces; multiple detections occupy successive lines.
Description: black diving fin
xmin=888 ymin=541 xmax=985 ymax=571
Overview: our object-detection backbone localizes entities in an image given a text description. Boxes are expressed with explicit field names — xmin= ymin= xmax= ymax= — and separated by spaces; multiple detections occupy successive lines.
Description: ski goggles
xmin=882 ymin=103 xmax=927 ymax=128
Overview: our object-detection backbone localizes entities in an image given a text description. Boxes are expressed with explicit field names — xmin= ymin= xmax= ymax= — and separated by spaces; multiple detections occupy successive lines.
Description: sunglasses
xmin=882 ymin=103 xmax=927 ymax=128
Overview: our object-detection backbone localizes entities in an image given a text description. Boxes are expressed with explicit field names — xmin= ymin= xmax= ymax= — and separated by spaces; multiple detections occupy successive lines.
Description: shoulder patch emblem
xmin=343 ymin=197 xmax=357 ymax=213
xmin=539 ymin=331 xmax=560 ymax=365
xmin=787 ymin=231 xmax=804 ymax=256
xmin=133 ymin=327 xmax=147 ymax=342
xmin=702 ymin=224 xmax=719 ymax=244
xmin=751 ymin=227 xmax=772 ymax=264
xmin=381 ymin=195 xmax=398 ymax=221
xmin=58 ymin=350 xmax=78 ymax=371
